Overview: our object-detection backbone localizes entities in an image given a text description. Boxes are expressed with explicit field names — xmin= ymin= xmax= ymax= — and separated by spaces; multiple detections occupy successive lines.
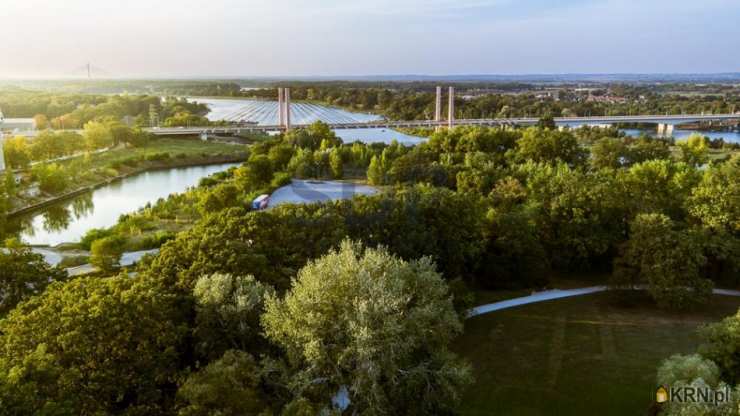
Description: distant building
xmin=0 ymin=108 xmax=36 ymax=133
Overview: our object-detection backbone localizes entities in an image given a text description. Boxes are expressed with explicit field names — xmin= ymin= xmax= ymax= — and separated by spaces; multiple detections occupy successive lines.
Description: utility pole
xmin=87 ymin=63 xmax=91 ymax=79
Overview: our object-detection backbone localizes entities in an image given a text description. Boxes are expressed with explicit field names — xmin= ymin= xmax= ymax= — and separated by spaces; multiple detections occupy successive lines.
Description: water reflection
xmin=14 ymin=163 xmax=240 ymax=246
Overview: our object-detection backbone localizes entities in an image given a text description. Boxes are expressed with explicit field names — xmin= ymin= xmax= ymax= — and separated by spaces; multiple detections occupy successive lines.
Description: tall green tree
xmin=263 ymin=240 xmax=472 ymax=414
xmin=0 ymin=277 xmax=185 ymax=414
xmin=612 ymin=213 xmax=712 ymax=309
xmin=0 ymin=242 xmax=67 ymax=316
xmin=192 ymin=273 xmax=274 ymax=361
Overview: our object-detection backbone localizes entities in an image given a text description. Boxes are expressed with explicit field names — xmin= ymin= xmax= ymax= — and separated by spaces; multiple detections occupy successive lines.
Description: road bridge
xmin=147 ymin=113 xmax=740 ymax=137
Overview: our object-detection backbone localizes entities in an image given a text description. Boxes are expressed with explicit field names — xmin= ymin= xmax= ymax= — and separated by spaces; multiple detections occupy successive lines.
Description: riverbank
xmin=6 ymin=138 xmax=248 ymax=218
xmin=8 ymin=154 xmax=245 ymax=218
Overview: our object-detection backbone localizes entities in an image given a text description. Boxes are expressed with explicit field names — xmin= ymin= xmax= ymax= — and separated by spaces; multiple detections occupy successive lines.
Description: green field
xmin=454 ymin=292 xmax=740 ymax=416
xmin=57 ymin=137 xmax=247 ymax=170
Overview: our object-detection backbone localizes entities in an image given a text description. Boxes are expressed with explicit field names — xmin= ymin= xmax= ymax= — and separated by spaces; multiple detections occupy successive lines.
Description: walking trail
xmin=469 ymin=286 xmax=740 ymax=318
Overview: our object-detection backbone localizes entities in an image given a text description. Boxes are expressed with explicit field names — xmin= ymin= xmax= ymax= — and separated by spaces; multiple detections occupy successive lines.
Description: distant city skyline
xmin=1 ymin=0 xmax=739 ymax=78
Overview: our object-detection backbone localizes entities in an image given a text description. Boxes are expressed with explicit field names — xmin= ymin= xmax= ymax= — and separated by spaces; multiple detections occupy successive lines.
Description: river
xmin=621 ymin=128 xmax=740 ymax=143
xmin=13 ymin=163 xmax=241 ymax=247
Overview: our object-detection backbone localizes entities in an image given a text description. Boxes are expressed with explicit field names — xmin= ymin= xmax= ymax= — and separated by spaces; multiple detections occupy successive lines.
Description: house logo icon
xmin=656 ymin=386 xmax=669 ymax=403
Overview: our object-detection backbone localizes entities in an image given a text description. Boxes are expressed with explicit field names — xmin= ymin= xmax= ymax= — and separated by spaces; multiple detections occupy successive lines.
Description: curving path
xmin=468 ymin=286 xmax=740 ymax=318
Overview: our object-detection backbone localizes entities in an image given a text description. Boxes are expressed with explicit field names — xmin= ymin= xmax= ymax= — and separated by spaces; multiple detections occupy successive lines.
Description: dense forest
xmin=0 ymin=90 xmax=211 ymax=128
xmin=1 ymin=119 xmax=736 ymax=414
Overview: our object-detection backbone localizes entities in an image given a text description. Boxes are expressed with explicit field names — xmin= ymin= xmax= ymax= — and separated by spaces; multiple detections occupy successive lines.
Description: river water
xmin=14 ymin=163 xmax=240 ymax=246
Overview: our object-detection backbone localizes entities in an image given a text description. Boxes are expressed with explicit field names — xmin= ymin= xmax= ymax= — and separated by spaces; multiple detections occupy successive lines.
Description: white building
xmin=0 ymin=108 xmax=36 ymax=133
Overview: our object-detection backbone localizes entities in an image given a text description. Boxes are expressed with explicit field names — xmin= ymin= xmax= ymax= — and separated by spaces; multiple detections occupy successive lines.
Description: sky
xmin=1 ymin=0 xmax=739 ymax=78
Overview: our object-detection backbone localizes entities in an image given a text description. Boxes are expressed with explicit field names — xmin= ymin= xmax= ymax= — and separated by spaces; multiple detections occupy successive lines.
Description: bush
xmin=80 ymin=228 xmax=114 ymax=250
xmin=270 ymin=171 xmax=292 ymax=188
xmin=90 ymin=235 xmax=127 ymax=273
xmin=145 ymin=152 xmax=171 ymax=162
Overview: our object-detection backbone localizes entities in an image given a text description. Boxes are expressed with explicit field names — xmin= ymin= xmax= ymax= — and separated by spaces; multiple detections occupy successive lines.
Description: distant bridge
xmin=5 ymin=86 xmax=740 ymax=142
xmin=150 ymin=86 xmax=740 ymax=136
xmin=146 ymin=113 xmax=740 ymax=137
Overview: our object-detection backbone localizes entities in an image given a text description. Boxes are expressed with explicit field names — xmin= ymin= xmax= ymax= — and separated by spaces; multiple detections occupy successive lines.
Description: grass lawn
xmin=454 ymin=292 xmax=740 ymax=416
xmin=59 ymin=137 xmax=246 ymax=170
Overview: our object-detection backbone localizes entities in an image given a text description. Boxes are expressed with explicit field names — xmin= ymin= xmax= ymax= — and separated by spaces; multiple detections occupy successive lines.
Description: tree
xmin=366 ymin=154 xmax=389 ymax=185
xmin=612 ymin=213 xmax=712 ymax=309
xmin=82 ymin=121 xmax=113 ymax=150
xmin=262 ymin=240 xmax=472 ymax=414
xmin=196 ymin=183 xmax=239 ymax=215
xmin=655 ymin=354 xmax=737 ymax=416
xmin=2 ymin=136 xmax=31 ymax=168
xmin=32 ymin=114 xmax=49 ymax=130
xmin=329 ymin=148 xmax=343 ymax=179
xmin=192 ymin=273 xmax=274 ymax=361
xmin=514 ymin=127 xmax=588 ymax=166
xmin=235 ymin=155 xmax=273 ymax=190
xmin=699 ymin=310 xmax=740 ymax=385
xmin=677 ymin=134 xmax=710 ymax=167
xmin=90 ymin=235 xmax=126 ymax=273
xmin=687 ymin=155 xmax=739 ymax=232
xmin=591 ymin=137 xmax=629 ymax=169
xmin=176 ymin=350 xmax=269 ymax=416
xmin=146 ymin=205 xmax=347 ymax=292
xmin=627 ymin=137 xmax=671 ymax=163
xmin=657 ymin=354 xmax=721 ymax=388
xmin=0 ymin=277 xmax=185 ymax=414
xmin=0 ymin=242 xmax=67 ymax=315
xmin=31 ymin=163 xmax=69 ymax=194
xmin=536 ymin=114 xmax=556 ymax=130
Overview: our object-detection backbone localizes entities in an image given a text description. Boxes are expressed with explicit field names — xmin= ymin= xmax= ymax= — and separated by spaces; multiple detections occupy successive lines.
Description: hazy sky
xmin=1 ymin=0 xmax=739 ymax=78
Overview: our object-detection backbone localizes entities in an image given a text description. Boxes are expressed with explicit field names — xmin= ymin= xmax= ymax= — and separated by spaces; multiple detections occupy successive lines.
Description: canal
xmin=12 ymin=162 xmax=241 ymax=246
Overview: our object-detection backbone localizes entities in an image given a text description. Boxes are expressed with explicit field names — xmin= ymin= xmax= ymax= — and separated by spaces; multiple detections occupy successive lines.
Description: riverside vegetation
xmin=0 ymin=118 xmax=737 ymax=415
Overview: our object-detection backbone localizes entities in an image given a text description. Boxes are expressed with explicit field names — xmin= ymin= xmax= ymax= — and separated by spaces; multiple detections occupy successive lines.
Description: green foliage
xmin=147 ymin=205 xmax=347 ymax=292
xmin=0 ymin=243 xmax=67 ymax=315
xmin=612 ymin=213 xmax=712 ymax=309
xmin=79 ymin=227 xmax=114 ymax=250
xmin=657 ymin=354 xmax=721 ymax=387
xmin=366 ymin=154 xmax=389 ymax=185
xmin=236 ymin=155 xmax=274 ymax=189
xmin=677 ymin=134 xmax=710 ymax=167
xmin=619 ymin=159 xmax=701 ymax=220
xmin=0 ymin=277 xmax=185 ymax=414
xmin=514 ymin=127 xmax=588 ymax=166
xmin=699 ymin=310 xmax=740 ymax=385
xmin=31 ymin=163 xmax=69 ymax=193
xmin=344 ymin=185 xmax=486 ymax=280
xmin=518 ymin=161 xmax=626 ymax=268
xmin=328 ymin=148 xmax=343 ymax=179
xmin=90 ymin=235 xmax=126 ymax=272
xmin=2 ymin=136 xmax=31 ymax=168
xmin=176 ymin=350 xmax=269 ymax=416
xmin=82 ymin=120 xmax=114 ymax=150
xmin=656 ymin=354 xmax=737 ymax=416
xmin=192 ymin=273 xmax=274 ymax=361
xmin=262 ymin=240 xmax=472 ymax=414
xmin=687 ymin=155 xmax=739 ymax=232
xmin=627 ymin=136 xmax=672 ymax=163
xmin=480 ymin=207 xmax=550 ymax=289
xmin=590 ymin=137 xmax=630 ymax=169
xmin=283 ymin=121 xmax=341 ymax=150
xmin=197 ymin=182 xmax=239 ymax=215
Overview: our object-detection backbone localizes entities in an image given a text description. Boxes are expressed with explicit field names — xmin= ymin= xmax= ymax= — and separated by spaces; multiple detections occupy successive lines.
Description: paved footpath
xmin=469 ymin=286 xmax=740 ymax=318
